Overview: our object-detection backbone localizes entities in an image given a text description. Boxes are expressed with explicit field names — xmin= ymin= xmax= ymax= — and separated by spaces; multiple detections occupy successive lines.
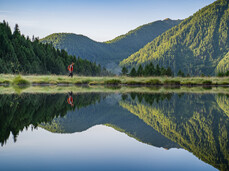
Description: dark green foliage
xmin=145 ymin=79 xmax=162 ymax=85
xmin=202 ymin=80 xmax=212 ymax=85
xmin=121 ymin=0 xmax=229 ymax=76
xmin=121 ymin=66 xmax=128 ymax=75
xmin=166 ymin=67 xmax=173 ymax=77
xmin=217 ymin=70 xmax=229 ymax=77
xmin=125 ymin=81 xmax=143 ymax=85
xmin=40 ymin=20 xmax=181 ymax=71
xmin=129 ymin=68 xmax=137 ymax=77
xmin=12 ymin=75 xmax=30 ymax=85
xmin=104 ymin=79 xmax=121 ymax=85
xmin=0 ymin=21 xmax=109 ymax=76
xmin=177 ymin=70 xmax=185 ymax=77
xmin=129 ymin=64 xmax=173 ymax=77
xmin=163 ymin=80 xmax=181 ymax=85
xmin=137 ymin=65 xmax=144 ymax=76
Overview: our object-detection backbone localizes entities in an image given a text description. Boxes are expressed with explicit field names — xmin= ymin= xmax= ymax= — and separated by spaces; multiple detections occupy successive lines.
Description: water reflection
xmin=0 ymin=93 xmax=103 ymax=146
xmin=0 ymin=92 xmax=229 ymax=170
xmin=120 ymin=93 xmax=229 ymax=170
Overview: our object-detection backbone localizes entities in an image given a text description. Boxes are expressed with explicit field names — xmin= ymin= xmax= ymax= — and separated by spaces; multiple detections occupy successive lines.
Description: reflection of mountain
xmin=1 ymin=92 xmax=229 ymax=170
xmin=40 ymin=94 xmax=179 ymax=149
xmin=217 ymin=94 xmax=229 ymax=117
xmin=120 ymin=94 xmax=229 ymax=171
xmin=0 ymin=93 xmax=102 ymax=146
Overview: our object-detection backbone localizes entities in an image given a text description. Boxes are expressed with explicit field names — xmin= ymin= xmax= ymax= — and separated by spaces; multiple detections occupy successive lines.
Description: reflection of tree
xmin=0 ymin=93 xmax=102 ymax=146
xmin=129 ymin=93 xmax=173 ymax=105
xmin=120 ymin=94 xmax=229 ymax=171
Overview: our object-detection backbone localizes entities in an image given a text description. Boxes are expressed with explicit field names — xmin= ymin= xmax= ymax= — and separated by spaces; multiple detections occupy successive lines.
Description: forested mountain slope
xmin=121 ymin=0 xmax=229 ymax=76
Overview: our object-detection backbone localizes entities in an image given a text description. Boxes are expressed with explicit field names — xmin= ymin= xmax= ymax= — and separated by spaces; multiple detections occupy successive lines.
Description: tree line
xmin=122 ymin=63 xmax=173 ymax=77
xmin=0 ymin=21 xmax=110 ymax=76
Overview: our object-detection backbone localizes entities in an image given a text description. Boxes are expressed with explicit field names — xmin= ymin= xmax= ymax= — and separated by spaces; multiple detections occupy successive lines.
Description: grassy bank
xmin=0 ymin=74 xmax=229 ymax=86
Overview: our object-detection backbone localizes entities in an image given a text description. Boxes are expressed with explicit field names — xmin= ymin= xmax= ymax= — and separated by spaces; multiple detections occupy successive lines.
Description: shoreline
xmin=0 ymin=74 xmax=229 ymax=86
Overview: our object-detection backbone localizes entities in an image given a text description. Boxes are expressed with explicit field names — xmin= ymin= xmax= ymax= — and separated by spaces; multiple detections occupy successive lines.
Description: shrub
xmin=145 ymin=79 xmax=162 ymax=85
xmin=163 ymin=80 xmax=181 ymax=85
xmin=0 ymin=80 xmax=10 ymax=84
xmin=12 ymin=75 xmax=30 ymax=85
xmin=104 ymin=79 xmax=121 ymax=85
xmin=125 ymin=81 xmax=143 ymax=85
xmin=182 ymin=81 xmax=197 ymax=85
xmin=202 ymin=80 xmax=212 ymax=85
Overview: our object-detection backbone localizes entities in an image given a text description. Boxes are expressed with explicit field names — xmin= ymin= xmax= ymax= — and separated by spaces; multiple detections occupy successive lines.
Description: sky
xmin=0 ymin=0 xmax=215 ymax=42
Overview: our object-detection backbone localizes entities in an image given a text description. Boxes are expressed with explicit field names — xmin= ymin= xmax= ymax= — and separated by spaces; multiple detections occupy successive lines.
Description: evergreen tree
xmin=177 ymin=70 xmax=185 ymax=77
xmin=137 ymin=65 xmax=143 ymax=76
xmin=155 ymin=64 xmax=161 ymax=76
xmin=121 ymin=66 xmax=128 ymax=75
xmin=129 ymin=67 xmax=137 ymax=77
xmin=166 ymin=67 xmax=173 ymax=76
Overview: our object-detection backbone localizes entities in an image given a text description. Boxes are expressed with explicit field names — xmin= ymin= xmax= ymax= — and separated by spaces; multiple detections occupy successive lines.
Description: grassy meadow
xmin=0 ymin=74 xmax=229 ymax=86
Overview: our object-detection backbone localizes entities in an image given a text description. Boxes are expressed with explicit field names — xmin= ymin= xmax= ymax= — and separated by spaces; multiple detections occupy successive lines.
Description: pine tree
xmin=129 ymin=67 xmax=137 ymax=77
xmin=121 ymin=66 xmax=128 ymax=75
xmin=166 ymin=67 xmax=173 ymax=76
xmin=137 ymin=65 xmax=143 ymax=76
xmin=177 ymin=70 xmax=185 ymax=77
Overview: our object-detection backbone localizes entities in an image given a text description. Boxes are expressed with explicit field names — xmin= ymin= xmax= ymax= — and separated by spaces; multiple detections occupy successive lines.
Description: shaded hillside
xmin=121 ymin=0 xmax=229 ymax=76
xmin=40 ymin=19 xmax=181 ymax=72
xmin=0 ymin=21 xmax=107 ymax=75
xmin=120 ymin=94 xmax=229 ymax=170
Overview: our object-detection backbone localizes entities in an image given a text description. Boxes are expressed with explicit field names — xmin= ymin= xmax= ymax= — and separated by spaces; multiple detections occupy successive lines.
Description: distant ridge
xmin=40 ymin=19 xmax=181 ymax=73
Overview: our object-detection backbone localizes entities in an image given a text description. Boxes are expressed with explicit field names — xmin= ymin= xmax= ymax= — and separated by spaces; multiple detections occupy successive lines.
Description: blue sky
xmin=0 ymin=0 xmax=215 ymax=41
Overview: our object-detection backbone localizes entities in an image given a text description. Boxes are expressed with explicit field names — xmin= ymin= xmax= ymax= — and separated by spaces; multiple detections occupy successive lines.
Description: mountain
xmin=121 ymin=0 xmax=229 ymax=76
xmin=40 ymin=19 xmax=181 ymax=73
xmin=0 ymin=21 xmax=108 ymax=75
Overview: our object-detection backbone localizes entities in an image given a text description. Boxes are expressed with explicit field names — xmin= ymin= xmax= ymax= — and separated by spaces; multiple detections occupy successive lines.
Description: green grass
xmin=0 ymin=74 xmax=229 ymax=86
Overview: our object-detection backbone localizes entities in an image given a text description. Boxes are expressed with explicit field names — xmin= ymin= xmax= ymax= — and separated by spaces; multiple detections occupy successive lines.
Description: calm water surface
xmin=0 ymin=92 xmax=228 ymax=170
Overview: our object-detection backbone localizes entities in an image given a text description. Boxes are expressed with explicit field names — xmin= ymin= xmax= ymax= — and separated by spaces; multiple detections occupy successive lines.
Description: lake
xmin=0 ymin=91 xmax=228 ymax=170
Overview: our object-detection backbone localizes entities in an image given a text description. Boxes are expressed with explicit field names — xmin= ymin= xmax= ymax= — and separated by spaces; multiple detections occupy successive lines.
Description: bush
xmin=0 ymin=80 xmax=10 ymax=84
xmin=163 ymin=80 xmax=181 ymax=85
xmin=12 ymin=75 xmax=30 ymax=85
xmin=202 ymin=80 xmax=212 ymax=85
xmin=145 ymin=79 xmax=162 ymax=85
xmin=104 ymin=79 xmax=121 ymax=85
xmin=182 ymin=81 xmax=197 ymax=85
xmin=125 ymin=81 xmax=143 ymax=85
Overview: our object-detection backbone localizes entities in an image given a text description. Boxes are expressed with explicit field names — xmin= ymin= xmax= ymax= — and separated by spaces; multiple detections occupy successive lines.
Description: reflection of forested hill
xmin=217 ymin=94 xmax=229 ymax=117
xmin=120 ymin=94 xmax=229 ymax=171
xmin=0 ymin=93 xmax=102 ymax=146
xmin=41 ymin=94 xmax=179 ymax=149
